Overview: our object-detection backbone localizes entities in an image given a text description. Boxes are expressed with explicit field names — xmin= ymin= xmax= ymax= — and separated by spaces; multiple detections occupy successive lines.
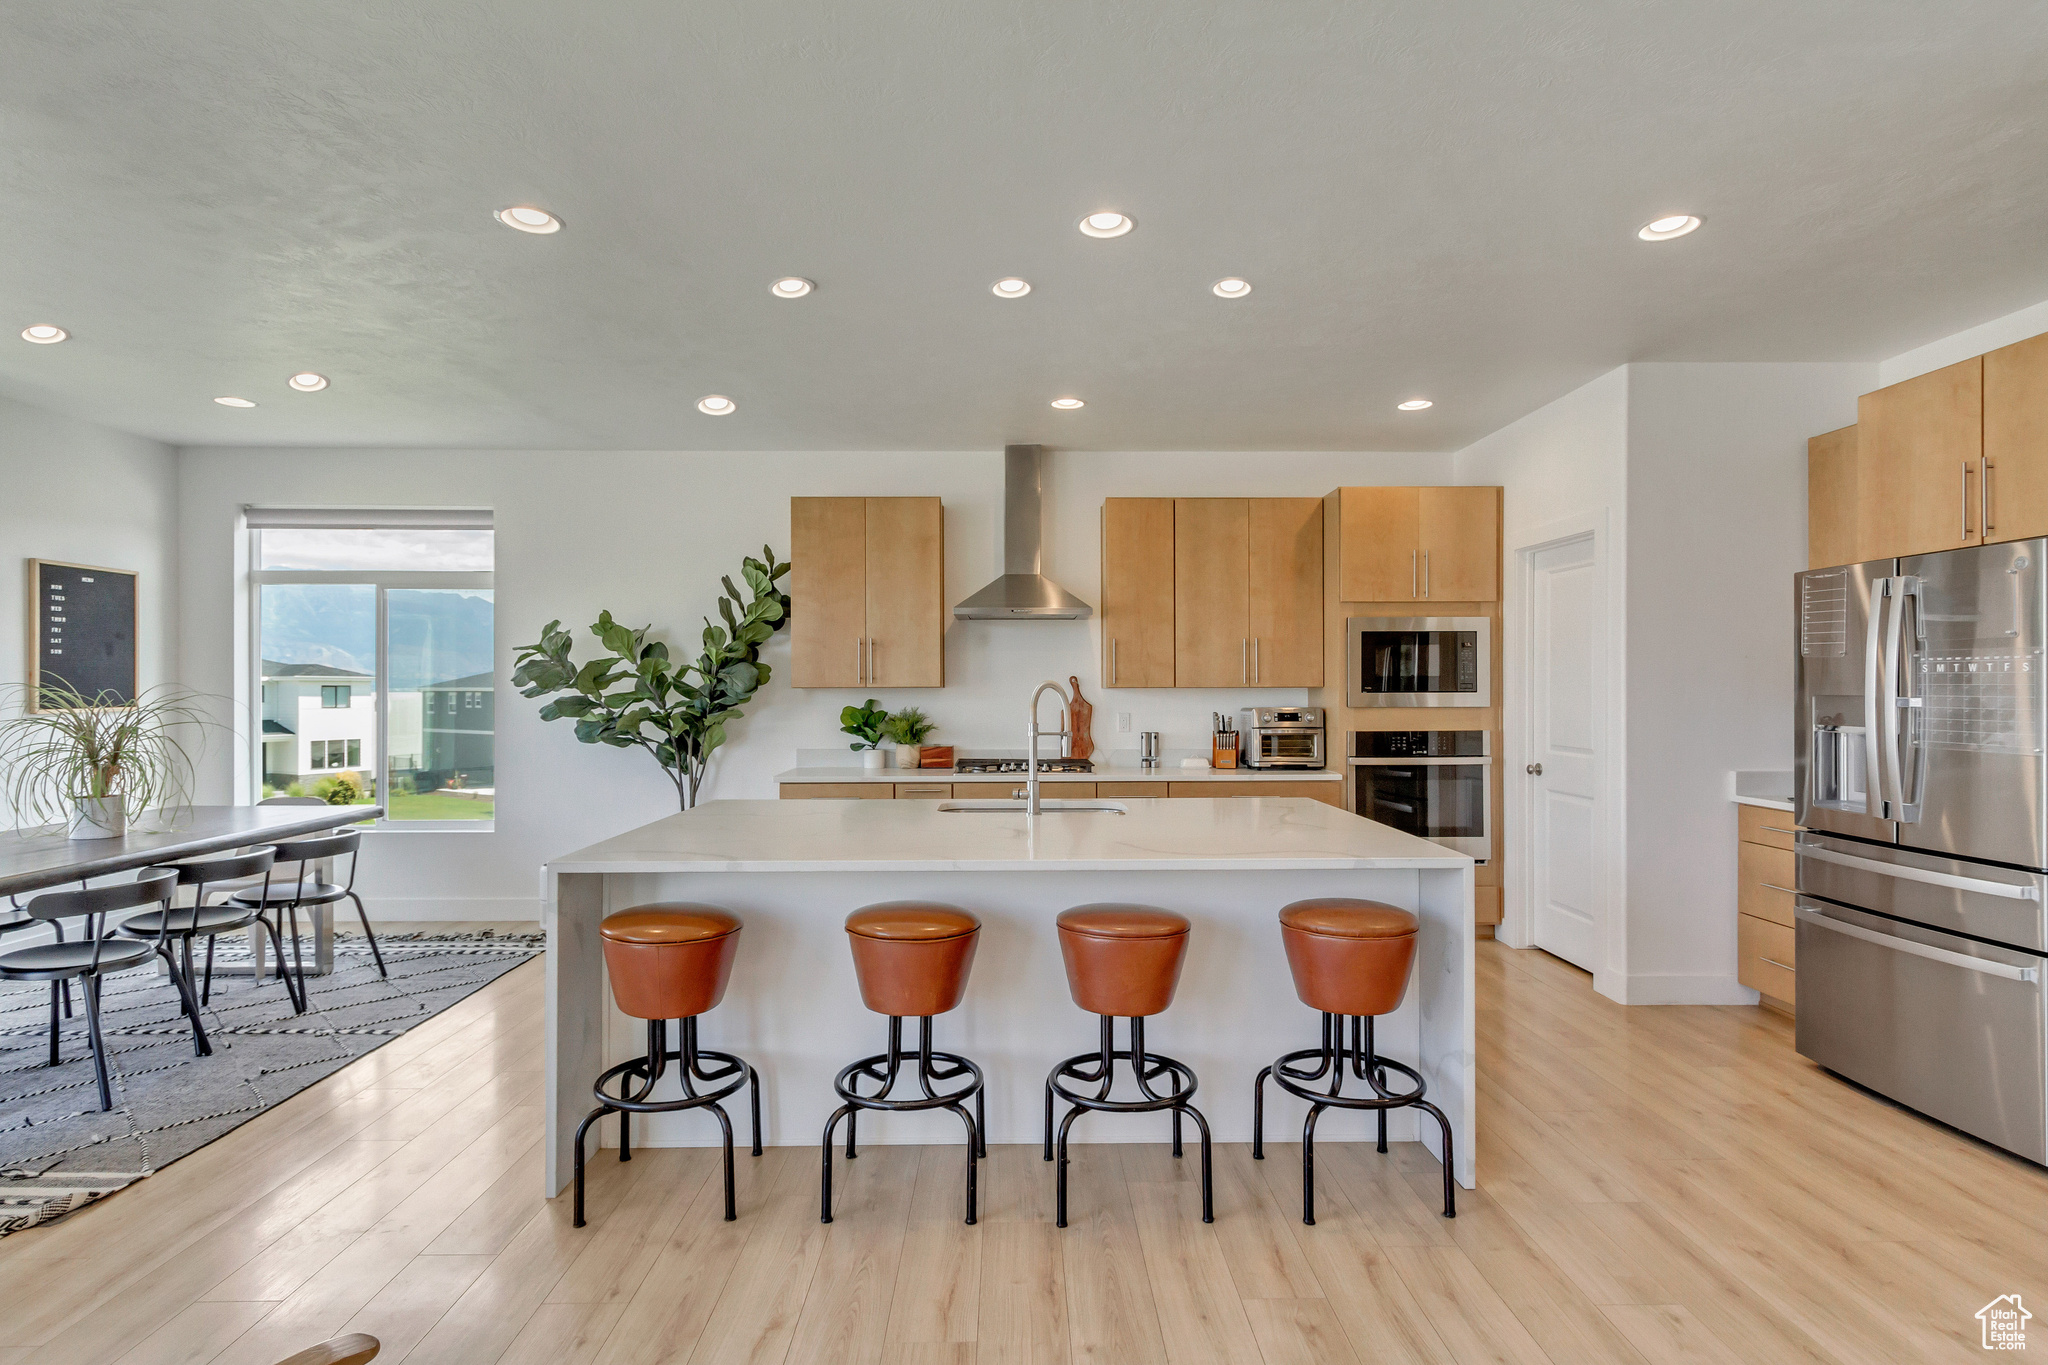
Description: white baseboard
xmin=1611 ymin=972 xmax=1758 ymax=1006
xmin=358 ymin=897 xmax=541 ymax=923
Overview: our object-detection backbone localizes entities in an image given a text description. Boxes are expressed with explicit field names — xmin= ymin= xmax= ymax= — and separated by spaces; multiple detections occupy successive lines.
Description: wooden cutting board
xmin=1067 ymin=676 xmax=1094 ymax=761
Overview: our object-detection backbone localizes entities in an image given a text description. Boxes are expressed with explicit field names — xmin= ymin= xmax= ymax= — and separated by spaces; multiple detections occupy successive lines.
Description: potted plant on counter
xmin=883 ymin=707 xmax=937 ymax=769
xmin=0 ymin=680 xmax=214 ymax=838
xmin=840 ymin=699 xmax=890 ymax=770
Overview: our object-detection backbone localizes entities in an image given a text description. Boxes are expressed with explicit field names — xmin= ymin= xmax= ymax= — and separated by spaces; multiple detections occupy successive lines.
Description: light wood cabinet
xmin=1101 ymin=499 xmax=1176 ymax=688
xmin=1983 ymin=332 xmax=2048 ymax=546
xmin=1097 ymin=780 xmax=1170 ymax=799
xmin=779 ymin=783 xmax=894 ymax=799
xmin=894 ymin=782 xmax=953 ymax=799
xmin=1856 ymin=357 xmax=1983 ymax=560
xmin=1338 ymin=486 xmax=1500 ymax=602
xmin=1167 ymin=780 xmax=1343 ymax=805
xmin=1172 ymin=497 xmax=1323 ymax=687
xmin=1735 ymin=805 xmax=1801 ymax=1014
xmin=789 ymin=497 xmax=945 ymax=688
xmin=1807 ymin=425 xmax=1861 ymax=569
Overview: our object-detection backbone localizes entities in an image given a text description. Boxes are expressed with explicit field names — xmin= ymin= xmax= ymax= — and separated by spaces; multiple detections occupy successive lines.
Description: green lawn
xmin=385 ymin=791 xmax=494 ymax=821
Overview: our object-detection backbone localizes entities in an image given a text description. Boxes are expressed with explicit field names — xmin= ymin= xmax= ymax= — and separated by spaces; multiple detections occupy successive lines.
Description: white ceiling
xmin=3 ymin=1 xmax=2046 ymax=452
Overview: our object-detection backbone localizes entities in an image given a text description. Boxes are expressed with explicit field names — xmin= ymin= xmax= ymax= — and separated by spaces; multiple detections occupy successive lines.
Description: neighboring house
xmin=420 ymin=671 xmax=496 ymax=790
xmin=259 ymin=660 xmax=395 ymax=789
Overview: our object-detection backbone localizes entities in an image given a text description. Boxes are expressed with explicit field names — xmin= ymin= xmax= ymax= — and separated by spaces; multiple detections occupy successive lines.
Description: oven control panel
xmin=1353 ymin=730 xmax=1488 ymax=758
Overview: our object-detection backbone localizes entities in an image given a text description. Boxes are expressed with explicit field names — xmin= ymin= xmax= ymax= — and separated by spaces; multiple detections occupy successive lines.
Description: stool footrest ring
xmin=822 ymin=1015 xmax=984 ymax=1227
xmin=1043 ymin=1014 xmax=1212 ymax=1228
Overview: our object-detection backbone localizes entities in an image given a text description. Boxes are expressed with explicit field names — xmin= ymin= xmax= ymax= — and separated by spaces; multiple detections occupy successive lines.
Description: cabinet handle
xmin=1242 ymin=638 xmax=1249 ymax=686
xmin=1962 ymin=462 xmax=1973 ymax=541
xmin=1760 ymin=883 xmax=1797 ymax=894
xmin=855 ymin=637 xmax=864 ymax=685
xmin=1985 ymin=458 xmax=1994 ymax=535
xmin=1411 ymin=550 xmax=1418 ymax=598
xmin=868 ymin=638 xmax=877 ymax=685
xmin=1112 ymin=638 xmax=1119 ymax=686
xmin=1253 ymin=637 xmax=1260 ymax=684
xmin=1758 ymin=957 xmax=1795 ymax=972
xmin=1422 ymin=550 xmax=1430 ymax=598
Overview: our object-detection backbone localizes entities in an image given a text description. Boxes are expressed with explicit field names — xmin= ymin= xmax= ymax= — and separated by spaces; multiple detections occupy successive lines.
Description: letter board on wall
xmin=27 ymin=559 xmax=138 ymax=709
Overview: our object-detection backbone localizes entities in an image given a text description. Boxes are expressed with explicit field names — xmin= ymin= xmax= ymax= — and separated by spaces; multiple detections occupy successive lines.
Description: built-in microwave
xmin=1345 ymin=616 xmax=1490 ymax=708
xmin=1350 ymin=730 xmax=1491 ymax=861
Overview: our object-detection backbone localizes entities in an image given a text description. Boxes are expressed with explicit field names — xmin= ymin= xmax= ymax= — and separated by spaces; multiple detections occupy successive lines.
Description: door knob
xmin=1526 ymin=763 xmax=1543 ymax=775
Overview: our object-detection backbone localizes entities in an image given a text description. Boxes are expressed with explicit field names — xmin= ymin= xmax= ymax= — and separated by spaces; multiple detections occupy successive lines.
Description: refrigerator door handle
xmin=1796 ymin=906 xmax=2040 ymax=981
xmin=1864 ymin=577 xmax=1894 ymax=819
xmin=1797 ymin=839 xmax=2041 ymax=899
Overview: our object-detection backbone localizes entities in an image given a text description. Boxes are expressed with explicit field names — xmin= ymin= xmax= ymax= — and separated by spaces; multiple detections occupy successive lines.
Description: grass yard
xmin=384 ymin=791 xmax=494 ymax=820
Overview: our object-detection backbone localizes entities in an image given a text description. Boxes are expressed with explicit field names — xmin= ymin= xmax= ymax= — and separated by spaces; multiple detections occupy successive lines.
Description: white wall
xmin=0 ymin=394 xmax=179 ymax=822
xmin=1620 ymin=363 xmax=1872 ymax=1002
xmin=1455 ymin=368 xmax=1630 ymax=993
xmin=176 ymin=447 xmax=1443 ymax=919
xmin=1879 ymin=295 xmax=2048 ymax=387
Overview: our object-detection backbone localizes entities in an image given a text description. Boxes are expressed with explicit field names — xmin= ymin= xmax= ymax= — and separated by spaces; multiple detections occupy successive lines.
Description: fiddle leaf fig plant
xmin=511 ymin=547 xmax=791 ymax=810
xmin=840 ymin=699 xmax=889 ymax=751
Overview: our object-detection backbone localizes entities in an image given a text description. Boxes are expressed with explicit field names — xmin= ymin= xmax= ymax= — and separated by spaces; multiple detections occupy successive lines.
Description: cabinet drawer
xmin=1168 ymin=781 xmax=1342 ymax=804
xmin=1098 ymin=781 xmax=1170 ymax=799
xmin=1738 ymin=842 xmax=1797 ymax=927
xmin=894 ymin=783 xmax=953 ymax=800
xmin=1737 ymin=805 xmax=1801 ymax=851
xmin=779 ymin=783 xmax=894 ymax=799
xmin=1738 ymin=913 xmax=1797 ymax=1006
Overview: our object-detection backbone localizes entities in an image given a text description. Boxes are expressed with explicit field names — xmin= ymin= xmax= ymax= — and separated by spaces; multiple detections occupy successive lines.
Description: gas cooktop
xmin=954 ymin=757 xmax=1095 ymax=774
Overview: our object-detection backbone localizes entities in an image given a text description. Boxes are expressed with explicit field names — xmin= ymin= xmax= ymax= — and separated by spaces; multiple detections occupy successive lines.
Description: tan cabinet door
xmin=790 ymin=497 xmax=867 ymax=688
xmin=863 ymin=497 xmax=945 ymax=688
xmin=1807 ymin=425 xmax=1861 ymax=569
xmin=1339 ymin=486 xmax=1422 ymax=601
xmin=1101 ymin=498 xmax=1176 ymax=687
xmin=780 ymin=783 xmax=894 ymax=799
xmin=1858 ymin=357 xmax=1983 ymax=559
xmin=1174 ymin=498 xmax=1251 ymax=686
xmin=1417 ymin=487 xmax=1499 ymax=602
xmin=1984 ymin=333 xmax=2048 ymax=546
xmin=1247 ymin=497 xmax=1324 ymax=685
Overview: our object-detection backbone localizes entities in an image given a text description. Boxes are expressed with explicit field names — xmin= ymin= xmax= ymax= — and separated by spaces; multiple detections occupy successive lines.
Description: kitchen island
xmin=541 ymin=796 xmax=1474 ymax=1197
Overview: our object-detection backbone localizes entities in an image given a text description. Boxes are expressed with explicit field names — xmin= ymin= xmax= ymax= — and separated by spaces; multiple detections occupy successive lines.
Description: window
xmin=248 ymin=509 xmax=494 ymax=828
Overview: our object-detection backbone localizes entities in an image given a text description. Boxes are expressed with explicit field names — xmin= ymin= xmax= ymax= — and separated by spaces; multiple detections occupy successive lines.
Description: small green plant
xmin=883 ymin=707 xmax=936 ymax=746
xmin=840 ymin=699 xmax=889 ymax=751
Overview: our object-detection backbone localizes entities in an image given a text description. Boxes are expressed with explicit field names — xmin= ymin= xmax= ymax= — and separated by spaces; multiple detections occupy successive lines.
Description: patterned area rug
xmin=0 ymin=929 xmax=541 ymax=1236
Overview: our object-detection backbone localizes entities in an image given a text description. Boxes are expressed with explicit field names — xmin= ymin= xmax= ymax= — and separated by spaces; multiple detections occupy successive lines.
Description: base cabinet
xmin=1735 ymin=805 xmax=1800 ymax=1013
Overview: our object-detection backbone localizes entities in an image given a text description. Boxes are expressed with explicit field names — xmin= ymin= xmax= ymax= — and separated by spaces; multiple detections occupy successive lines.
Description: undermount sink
xmin=937 ymin=799 xmax=1127 ymax=814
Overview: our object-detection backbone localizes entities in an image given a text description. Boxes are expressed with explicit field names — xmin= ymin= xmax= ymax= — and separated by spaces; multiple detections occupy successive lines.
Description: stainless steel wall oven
xmin=1350 ymin=730 xmax=1490 ymax=861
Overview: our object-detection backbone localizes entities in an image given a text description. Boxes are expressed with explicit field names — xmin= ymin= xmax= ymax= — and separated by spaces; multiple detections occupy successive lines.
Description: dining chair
xmin=0 ymin=870 xmax=203 ymax=1110
xmin=121 ymin=847 xmax=296 ymax=1010
xmin=228 ymin=830 xmax=385 ymax=998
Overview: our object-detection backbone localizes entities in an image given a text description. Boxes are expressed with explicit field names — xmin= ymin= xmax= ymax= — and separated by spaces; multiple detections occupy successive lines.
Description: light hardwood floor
xmin=4 ymin=940 xmax=2046 ymax=1363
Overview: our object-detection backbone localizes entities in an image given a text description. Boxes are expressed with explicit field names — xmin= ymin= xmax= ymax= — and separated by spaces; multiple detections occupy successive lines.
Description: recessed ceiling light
xmin=1077 ymin=211 xmax=1134 ymax=239
xmin=214 ymin=396 xmax=257 ymax=408
xmin=287 ymin=372 xmax=328 ymax=392
xmin=770 ymin=277 xmax=814 ymax=299
xmin=495 ymin=205 xmax=562 ymax=234
xmin=1050 ymin=397 xmax=1085 ymax=410
xmin=698 ymin=394 xmax=736 ymax=416
xmin=991 ymin=277 xmax=1032 ymax=298
xmin=1397 ymin=399 xmax=1434 ymax=411
xmin=1212 ymin=278 xmax=1252 ymax=299
xmin=21 ymin=324 xmax=67 ymax=344
xmin=1637 ymin=214 xmax=1702 ymax=241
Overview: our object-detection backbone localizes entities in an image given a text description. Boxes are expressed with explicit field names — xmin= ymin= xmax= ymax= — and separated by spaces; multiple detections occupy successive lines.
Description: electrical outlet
xmin=1116 ymin=712 xmax=1132 ymax=733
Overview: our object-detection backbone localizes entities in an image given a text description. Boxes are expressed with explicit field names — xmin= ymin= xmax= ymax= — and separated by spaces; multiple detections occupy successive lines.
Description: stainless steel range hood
xmin=953 ymin=445 xmax=1093 ymax=620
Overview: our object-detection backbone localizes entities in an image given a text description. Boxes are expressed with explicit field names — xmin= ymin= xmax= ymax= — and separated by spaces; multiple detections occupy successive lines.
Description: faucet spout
xmin=1026 ymin=679 xmax=1073 ymax=817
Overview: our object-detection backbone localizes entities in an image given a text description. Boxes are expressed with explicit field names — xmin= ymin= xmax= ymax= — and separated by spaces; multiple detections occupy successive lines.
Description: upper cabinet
xmin=1856 ymin=357 xmax=1983 ymax=559
xmin=1338 ymin=486 xmax=1500 ymax=602
xmin=1101 ymin=498 xmax=1176 ymax=687
xmin=1984 ymin=332 xmax=2048 ymax=546
xmin=1807 ymin=425 xmax=1861 ymax=569
xmin=789 ymin=497 xmax=945 ymax=688
xmin=1101 ymin=497 xmax=1322 ymax=687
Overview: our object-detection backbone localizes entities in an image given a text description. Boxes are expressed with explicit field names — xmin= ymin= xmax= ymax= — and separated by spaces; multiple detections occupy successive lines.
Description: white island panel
xmin=543 ymin=798 xmax=1473 ymax=1198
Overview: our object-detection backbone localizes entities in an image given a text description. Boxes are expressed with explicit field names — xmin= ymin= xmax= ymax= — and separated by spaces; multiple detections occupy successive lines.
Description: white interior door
xmin=1528 ymin=535 xmax=1603 ymax=971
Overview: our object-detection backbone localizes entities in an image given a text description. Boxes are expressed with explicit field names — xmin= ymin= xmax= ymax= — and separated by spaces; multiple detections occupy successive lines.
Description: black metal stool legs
xmin=1252 ymin=1011 xmax=1455 ymax=1224
xmin=822 ymin=1014 xmax=982 ymax=1226
xmin=572 ymin=1015 xmax=759 ymax=1228
xmin=1045 ymin=1014 xmax=1212 ymax=1228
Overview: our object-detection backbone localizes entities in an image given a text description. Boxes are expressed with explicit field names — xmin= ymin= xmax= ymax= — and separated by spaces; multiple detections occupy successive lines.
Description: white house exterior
xmin=260 ymin=660 xmax=389 ymax=788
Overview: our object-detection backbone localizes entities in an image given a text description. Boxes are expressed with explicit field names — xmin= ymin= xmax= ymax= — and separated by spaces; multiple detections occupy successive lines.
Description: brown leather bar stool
xmin=823 ymin=902 xmax=985 ymax=1225
xmin=1044 ymin=904 xmax=1212 ymax=1227
xmin=573 ymin=904 xmax=760 ymax=1227
xmin=1253 ymin=897 xmax=1455 ymax=1224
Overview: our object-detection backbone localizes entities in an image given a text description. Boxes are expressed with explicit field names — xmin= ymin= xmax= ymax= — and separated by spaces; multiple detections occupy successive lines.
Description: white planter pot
xmin=69 ymin=794 xmax=127 ymax=840
xmin=893 ymin=745 xmax=922 ymax=769
xmin=861 ymin=749 xmax=889 ymax=770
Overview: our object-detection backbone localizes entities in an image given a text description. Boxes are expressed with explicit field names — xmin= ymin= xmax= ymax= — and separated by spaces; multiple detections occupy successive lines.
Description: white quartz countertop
xmin=548 ymin=797 xmax=1467 ymax=873
xmin=1734 ymin=796 xmax=1796 ymax=812
xmin=775 ymin=766 xmax=1341 ymax=784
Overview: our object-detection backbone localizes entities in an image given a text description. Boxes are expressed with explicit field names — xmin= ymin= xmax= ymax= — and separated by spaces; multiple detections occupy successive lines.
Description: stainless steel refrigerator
xmin=1794 ymin=538 xmax=2048 ymax=1163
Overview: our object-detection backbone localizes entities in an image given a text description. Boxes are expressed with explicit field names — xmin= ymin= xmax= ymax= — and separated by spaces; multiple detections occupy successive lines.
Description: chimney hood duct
xmin=953 ymin=445 xmax=1093 ymax=620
